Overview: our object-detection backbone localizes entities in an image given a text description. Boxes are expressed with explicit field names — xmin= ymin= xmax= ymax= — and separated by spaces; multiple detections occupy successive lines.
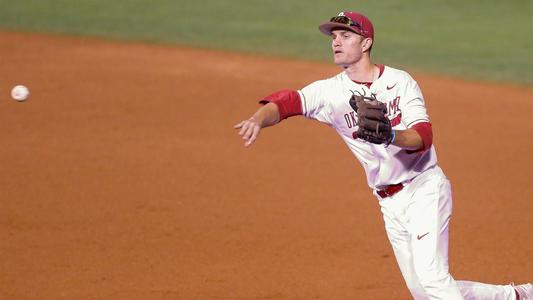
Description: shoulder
xmin=319 ymin=71 xmax=348 ymax=84
xmin=302 ymin=71 xmax=348 ymax=91
xmin=382 ymin=66 xmax=417 ymax=84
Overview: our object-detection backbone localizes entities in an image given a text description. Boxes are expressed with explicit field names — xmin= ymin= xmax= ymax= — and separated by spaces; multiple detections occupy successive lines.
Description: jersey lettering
xmin=387 ymin=96 xmax=402 ymax=127
xmin=343 ymin=111 xmax=358 ymax=128
xmin=298 ymin=66 xmax=435 ymax=188
xmin=388 ymin=96 xmax=400 ymax=116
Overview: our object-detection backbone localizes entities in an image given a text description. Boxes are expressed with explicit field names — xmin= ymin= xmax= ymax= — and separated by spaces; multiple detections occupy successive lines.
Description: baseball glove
xmin=349 ymin=94 xmax=394 ymax=145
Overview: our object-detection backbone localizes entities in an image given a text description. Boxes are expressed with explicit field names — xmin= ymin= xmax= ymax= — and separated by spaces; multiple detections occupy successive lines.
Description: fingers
xmin=359 ymin=118 xmax=390 ymax=133
xmin=244 ymin=126 xmax=260 ymax=147
xmin=234 ymin=118 xmax=261 ymax=147
xmin=357 ymin=99 xmax=387 ymax=114
xmin=359 ymin=109 xmax=388 ymax=121
xmin=349 ymin=96 xmax=358 ymax=112
xmin=233 ymin=121 xmax=244 ymax=129
xmin=238 ymin=122 xmax=250 ymax=136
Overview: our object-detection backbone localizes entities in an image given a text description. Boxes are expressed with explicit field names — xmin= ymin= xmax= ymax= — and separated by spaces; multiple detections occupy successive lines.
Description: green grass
xmin=0 ymin=0 xmax=531 ymax=85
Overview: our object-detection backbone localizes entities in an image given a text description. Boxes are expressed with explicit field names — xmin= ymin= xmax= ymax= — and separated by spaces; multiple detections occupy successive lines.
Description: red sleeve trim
xmin=409 ymin=122 xmax=433 ymax=152
xmin=259 ymin=89 xmax=302 ymax=120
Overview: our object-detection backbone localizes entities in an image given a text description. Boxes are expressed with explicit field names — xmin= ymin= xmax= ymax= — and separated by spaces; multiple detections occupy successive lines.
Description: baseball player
xmin=234 ymin=11 xmax=532 ymax=300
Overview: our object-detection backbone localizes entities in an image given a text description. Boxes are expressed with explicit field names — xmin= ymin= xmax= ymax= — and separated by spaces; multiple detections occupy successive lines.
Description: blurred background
xmin=0 ymin=0 xmax=532 ymax=85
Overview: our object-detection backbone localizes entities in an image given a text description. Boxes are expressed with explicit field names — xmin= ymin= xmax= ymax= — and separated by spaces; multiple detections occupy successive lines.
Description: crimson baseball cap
xmin=319 ymin=11 xmax=374 ymax=40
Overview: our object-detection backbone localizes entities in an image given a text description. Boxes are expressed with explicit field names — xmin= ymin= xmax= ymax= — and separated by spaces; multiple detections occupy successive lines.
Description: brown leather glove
xmin=349 ymin=94 xmax=394 ymax=145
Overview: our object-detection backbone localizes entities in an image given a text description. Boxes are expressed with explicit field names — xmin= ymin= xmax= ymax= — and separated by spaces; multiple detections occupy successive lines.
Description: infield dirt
xmin=1 ymin=31 xmax=531 ymax=299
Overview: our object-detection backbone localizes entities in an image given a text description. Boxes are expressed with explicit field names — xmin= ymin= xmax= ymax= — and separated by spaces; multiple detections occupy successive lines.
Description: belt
xmin=376 ymin=183 xmax=404 ymax=198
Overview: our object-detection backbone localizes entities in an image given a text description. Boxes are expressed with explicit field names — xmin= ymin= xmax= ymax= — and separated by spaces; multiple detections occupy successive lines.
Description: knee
xmin=406 ymin=284 xmax=429 ymax=300
xmin=418 ymin=270 xmax=449 ymax=286
xmin=416 ymin=270 xmax=458 ymax=297
xmin=403 ymin=273 xmax=430 ymax=299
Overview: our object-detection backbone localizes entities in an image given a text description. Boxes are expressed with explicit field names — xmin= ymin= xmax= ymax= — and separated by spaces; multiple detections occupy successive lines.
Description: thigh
xmin=382 ymin=207 xmax=430 ymax=300
xmin=407 ymin=176 xmax=452 ymax=276
xmin=406 ymin=176 xmax=464 ymax=299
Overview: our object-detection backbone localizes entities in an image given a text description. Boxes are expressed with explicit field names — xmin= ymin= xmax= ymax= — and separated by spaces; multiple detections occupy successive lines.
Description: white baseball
xmin=11 ymin=85 xmax=30 ymax=101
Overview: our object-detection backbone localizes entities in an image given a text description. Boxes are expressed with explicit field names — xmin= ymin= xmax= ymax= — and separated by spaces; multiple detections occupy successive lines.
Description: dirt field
xmin=0 ymin=31 xmax=531 ymax=300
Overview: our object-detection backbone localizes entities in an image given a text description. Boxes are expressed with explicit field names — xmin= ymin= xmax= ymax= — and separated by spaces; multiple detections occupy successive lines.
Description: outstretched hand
xmin=234 ymin=117 xmax=261 ymax=147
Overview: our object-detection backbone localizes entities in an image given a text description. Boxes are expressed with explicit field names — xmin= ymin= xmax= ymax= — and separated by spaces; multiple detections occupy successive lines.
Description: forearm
xmin=234 ymin=90 xmax=301 ymax=147
xmin=391 ymin=129 xmax=424 ymax=150
xmin=251 ymin=102 xmax=281 ymax=128
xmin=234 ymin=102 xmax=282 ymax=147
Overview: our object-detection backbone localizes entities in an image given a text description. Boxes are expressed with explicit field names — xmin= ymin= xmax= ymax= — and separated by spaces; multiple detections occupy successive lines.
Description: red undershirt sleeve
xmin=410 ymin=122 xmax=433 ymax=152
xmin=259 ymin=89 xmax=303 ymax=120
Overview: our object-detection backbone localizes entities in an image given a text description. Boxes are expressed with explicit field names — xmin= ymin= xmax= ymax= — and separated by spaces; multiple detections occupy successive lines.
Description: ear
xmin=362 ymin=37 xmax=373 ymax=52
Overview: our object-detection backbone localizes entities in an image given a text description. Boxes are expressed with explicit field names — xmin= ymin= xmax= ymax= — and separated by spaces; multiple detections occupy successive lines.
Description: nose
xmin=332 ymin=36 xmax=341 ymax=47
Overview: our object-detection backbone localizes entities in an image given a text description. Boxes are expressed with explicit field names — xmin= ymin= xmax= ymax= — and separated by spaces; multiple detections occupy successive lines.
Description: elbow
xmin=410 ymin=122 xmax=433 ymax=152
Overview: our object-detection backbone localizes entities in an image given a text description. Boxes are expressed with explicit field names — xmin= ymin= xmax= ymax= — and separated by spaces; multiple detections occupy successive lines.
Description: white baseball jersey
xmin=297 ymin=65 xmax=437 ymax=189
xmin=260 ymin=65 xmax=522 ymax=299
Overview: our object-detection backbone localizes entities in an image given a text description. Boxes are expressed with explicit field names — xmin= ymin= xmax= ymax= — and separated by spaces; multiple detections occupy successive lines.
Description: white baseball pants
xmin=376 ymin=166 xmax=516 ymax=300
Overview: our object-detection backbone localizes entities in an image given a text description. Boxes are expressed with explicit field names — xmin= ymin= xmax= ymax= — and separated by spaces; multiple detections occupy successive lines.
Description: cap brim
xmin=318 ymin=22 xmax=361 ymax=36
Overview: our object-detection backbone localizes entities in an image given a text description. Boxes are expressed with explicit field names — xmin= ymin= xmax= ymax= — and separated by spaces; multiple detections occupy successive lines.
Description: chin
xmin=334 ymin=59 xmax=349 ymax=68
xmin=333 ymin=55 xmax=349 ymax=67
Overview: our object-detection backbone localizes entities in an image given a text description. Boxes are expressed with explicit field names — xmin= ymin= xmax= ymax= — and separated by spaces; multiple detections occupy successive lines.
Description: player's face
xmin=330 ymin=30 xmax=369 ymax=67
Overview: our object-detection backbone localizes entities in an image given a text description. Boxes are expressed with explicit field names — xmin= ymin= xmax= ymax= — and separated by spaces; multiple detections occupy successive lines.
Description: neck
xmin=344 ymin=56 xmax=377 ymax=83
